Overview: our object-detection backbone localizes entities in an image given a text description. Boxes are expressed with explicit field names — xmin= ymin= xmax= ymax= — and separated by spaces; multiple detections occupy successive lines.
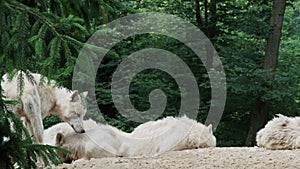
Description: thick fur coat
xmin=55 ymin=123 xmax=128 ymax=162
xmin=256 ymin=114 xmax=300 ymax=150
xmin=1 ymin=71 xmax=88 ymax=143
xmin=120 ymin=115 xmax=216 ymax=157
xmin=44 ymin=119 xmax=98 ymax=146
xmin=54 ymin=116 xmax=217 ymax=162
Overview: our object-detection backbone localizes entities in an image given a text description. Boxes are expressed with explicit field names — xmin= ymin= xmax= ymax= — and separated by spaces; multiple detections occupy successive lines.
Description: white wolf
xmin=120 ymin=115 xmax=216 ymax=157
xmin=55 ymin=123 xmax=128 ymax=162
xmin=256 ymin=114 xmax=300 ymax=150
xmin=54 ymin=116 xmax=216 ymax=162
xmin=1 ymin=71 xmax=88 ymax=143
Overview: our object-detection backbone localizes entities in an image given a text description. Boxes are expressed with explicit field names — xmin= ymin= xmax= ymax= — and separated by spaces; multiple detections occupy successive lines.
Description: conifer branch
xmin=7 ymin=1 xmax=72 ymax=61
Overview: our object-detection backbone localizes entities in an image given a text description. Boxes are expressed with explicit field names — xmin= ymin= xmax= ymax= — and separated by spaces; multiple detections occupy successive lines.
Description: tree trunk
xmin=207 ymin=0 xmax=216 ymax=38
xmin=205 ymin=0 xmax=217 ymax=69
xmin=204 ymin=0 xmax=208 ymax=24
xmin=245 ymin=0 xmax=286 ymax=146
xmin=263 ymin=0 xmax=286 ymax=72
xmin=195 ymin=0 xmax=203 ymax=27
xmin=245 ymin=98 xmax=270 ymax=146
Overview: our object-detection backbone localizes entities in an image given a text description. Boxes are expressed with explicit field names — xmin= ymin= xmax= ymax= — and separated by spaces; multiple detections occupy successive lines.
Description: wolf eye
xmin=27 ymin=103 xmax=33 ymax=110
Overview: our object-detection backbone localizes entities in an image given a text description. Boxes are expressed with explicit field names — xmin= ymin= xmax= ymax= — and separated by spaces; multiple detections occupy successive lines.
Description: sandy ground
xmin=52 ymin=147 xmax=300 ymax=169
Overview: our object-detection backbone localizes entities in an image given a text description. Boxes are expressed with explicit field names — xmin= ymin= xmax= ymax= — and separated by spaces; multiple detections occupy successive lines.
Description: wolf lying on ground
xmin=256 ymin=114 xmax=300 ymax=150
xmin=121 ymin=115 xmax=216 ymax=157
xmin=1 ymin=71 xmax=88 ymax=143
xmin=55 ymin=124 xmax=127 ymax=162
xmin=53 ymin=116 xmax=216 ymax=162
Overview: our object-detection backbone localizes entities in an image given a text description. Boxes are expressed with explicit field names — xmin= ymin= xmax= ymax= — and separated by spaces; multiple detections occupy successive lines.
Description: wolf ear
xmin=70 ymin=90 xmax=79 ymax=102
xmin=81 ymin=91 xmax=88 ymax=97
xmin=276 ymin=114 xmax=286 ymax=118
xmin=56 ymin=133 xmax=65 ymax=145
xmin=208 ymin=124 xmax=213 ymax=134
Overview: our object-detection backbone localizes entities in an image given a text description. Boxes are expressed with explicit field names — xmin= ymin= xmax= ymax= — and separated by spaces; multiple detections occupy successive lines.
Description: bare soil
xmin=52 ymin=147 xmax=300 ymax=169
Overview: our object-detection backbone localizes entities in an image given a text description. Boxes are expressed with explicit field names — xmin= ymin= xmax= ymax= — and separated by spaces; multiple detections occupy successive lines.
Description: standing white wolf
xmin=1 ymin=71 xmax=88 ymax=143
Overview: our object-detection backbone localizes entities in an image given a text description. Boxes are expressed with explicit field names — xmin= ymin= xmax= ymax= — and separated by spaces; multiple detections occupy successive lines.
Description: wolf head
xmin=175 ymin=116 xmax=216 ymax=149
xmin=60 ymin=90 xmax=88 ymax=133
xmin=199 ymin=124 xmax=216 ymax=147
xmin=186 ymin=123 xmax=216 ymax=148
xmin=55 ymin=132 xmax=82 ymax=163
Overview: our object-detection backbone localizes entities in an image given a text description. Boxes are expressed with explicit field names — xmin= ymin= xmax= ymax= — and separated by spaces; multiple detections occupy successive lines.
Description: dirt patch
xmin=52 ymin=147 xmax=300 ymax=169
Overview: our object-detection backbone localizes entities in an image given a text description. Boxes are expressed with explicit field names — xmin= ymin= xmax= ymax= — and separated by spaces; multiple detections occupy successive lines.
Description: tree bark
xmin=205 ymin=0 xmax=217 ymax=69
xmin=263 ymin=0 xmax=286 ymax=72
xmin=195 ymin=0 xmax=203 ymax=27
xmin=245 ymin=0 xmax=286 ymax=146
xmin=207 ymin=0 xmax=217 ymax=38
xmin=204 ymin=0 xmax=208 ymax=24
xmin=245 ymin=98 xmax=270 ymax=146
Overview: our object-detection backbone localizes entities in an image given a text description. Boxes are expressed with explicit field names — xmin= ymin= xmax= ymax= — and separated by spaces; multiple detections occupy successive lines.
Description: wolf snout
xmin=72 ymin=125 xmax=85 ymax=133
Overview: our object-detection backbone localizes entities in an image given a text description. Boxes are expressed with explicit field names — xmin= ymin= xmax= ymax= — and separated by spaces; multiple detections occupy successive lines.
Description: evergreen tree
xmin=0 ymin=95 xmax=69 ymax=168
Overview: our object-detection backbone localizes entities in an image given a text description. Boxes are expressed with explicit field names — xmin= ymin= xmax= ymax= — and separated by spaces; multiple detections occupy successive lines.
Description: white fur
xmin=44 ymin=119 xmax=98 ymax=146
xmin=120 ymin=115 xmax=216 ymax=157
xmin=256 ymin=114 xmax=300 ymax=150
xmin=1 ymin=71 xmax=88 ymax=143
xmin=55 ymin=124 xmax=128 ymax=162
xmin=54 ymin=116 xmax=216 ymax=162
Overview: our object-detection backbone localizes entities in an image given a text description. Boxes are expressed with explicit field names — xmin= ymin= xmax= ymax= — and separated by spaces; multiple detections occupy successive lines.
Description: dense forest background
xmin=0 ymin=0 xmax=299 ymax=150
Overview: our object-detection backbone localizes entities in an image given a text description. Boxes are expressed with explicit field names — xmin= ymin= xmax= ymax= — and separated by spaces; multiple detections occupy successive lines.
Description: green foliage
xmin=88 ymin=0 xmax=300 ymax=146
xmin=95 ymin=33 xmax=209 ymax=131
xmin=43 ymin=115 xmax=62 ymax=129
xmin=0 ymin=106 xmax=69 ymax=169
xmin=275 ymin=0 xmax=300 ymax=115
xmin=0 ymin=0 xmax=299 ymax=149
xmin=0 ymin=0 xmax=132 ymax=88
